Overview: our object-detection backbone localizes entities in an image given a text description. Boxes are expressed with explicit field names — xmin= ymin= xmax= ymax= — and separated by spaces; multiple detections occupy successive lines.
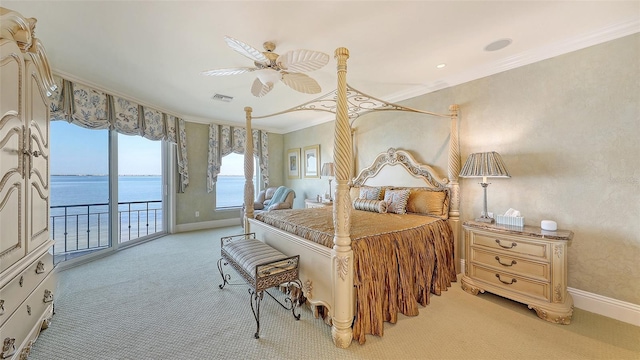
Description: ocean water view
xmin=50 ymin=175 xmax=244 ymax=258
xmin=51 ymin=175 xmax=245 ymax=207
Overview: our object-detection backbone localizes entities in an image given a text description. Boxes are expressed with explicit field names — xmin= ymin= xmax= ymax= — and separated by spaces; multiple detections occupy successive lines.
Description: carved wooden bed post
xmin=244 ymin=106 xmax=255 ymax=230
xmin=331 ymin=47 xmax=354 ymax=348
xmin=241 ymin=47 xmax=460 ymax=347
xmin=447 ymin=104 xmax=461 ymax=273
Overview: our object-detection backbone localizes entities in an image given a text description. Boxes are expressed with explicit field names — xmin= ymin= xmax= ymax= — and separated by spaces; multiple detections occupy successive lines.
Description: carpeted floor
xmin=29 ymin=227 xmax=640 ymax=360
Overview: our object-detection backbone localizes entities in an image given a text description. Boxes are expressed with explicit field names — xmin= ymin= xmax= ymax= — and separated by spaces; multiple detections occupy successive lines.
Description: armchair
xmin=254 ymin=186 xmax=295 ymax=212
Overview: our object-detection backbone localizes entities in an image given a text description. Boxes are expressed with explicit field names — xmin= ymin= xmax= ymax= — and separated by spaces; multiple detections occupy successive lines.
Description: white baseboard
xmin=568 ymin=287 xmax=640 ymax=327
xmin=459 ymin=260 xmax=640 ymax=327
xmin=175 ymin=218 xmax=241 ymax=233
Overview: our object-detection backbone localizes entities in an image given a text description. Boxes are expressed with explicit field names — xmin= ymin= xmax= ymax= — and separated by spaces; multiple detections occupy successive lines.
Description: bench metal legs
xmin=218 ymin=259 xmax=305 ymax=339
xmin=217 ymin=258 xmax=232 ymax=289
xmin=249 ymin=280 xmax=304 ymax=339
xmin=249 ymin=288 xmax=263 ymax=339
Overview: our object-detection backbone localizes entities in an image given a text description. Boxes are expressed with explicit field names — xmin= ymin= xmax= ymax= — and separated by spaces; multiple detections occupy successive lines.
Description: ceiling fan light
xmin=256 ymin=68 xmax=281 ymax=85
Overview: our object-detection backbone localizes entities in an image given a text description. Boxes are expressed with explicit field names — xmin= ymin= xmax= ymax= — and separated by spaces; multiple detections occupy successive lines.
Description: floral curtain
xmin=207 ymin=124 xmax=269 ymax=193
xmin=112 ymin=96 xmax=141 ymax=135
xmin=49 ymin=75 xmax=190 ymax=192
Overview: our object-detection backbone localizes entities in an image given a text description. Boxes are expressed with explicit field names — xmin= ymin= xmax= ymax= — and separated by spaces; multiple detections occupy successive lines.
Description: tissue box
xmin=496 ymin=215 xmax=524 ymax=227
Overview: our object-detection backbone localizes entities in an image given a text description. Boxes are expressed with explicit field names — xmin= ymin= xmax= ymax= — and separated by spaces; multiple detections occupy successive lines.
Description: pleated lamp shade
xmin=459 ymin=152 xmax=511 ymax=180
xmin=459 ymin=152 xmax=510 ymax=223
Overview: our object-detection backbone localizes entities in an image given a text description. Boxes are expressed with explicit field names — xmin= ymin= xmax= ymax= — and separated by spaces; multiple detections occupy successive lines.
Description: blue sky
xmin=51 ymin=121 xmax=243 ymax=175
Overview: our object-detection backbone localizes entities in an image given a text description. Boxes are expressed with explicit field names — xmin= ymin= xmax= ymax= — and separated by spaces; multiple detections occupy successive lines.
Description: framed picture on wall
xmin=287 ymin=148 xmax=301 ymax=179
xmin=303 ymin=144 xmax=320 ymax=178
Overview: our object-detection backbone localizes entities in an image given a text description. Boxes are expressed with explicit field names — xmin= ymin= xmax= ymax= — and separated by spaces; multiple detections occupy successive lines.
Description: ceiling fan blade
xmin=281 ymin=72 xmax=322 ymax=94
xmin=251 ymin=77 xmax=274 ymax=97
xmin=201 ymin=67 xmax=256 ymax=76
xmin=224 ymin=36 xmax=269 ymax=63
xmin=278 ymin=49 xmax=330 ymax=73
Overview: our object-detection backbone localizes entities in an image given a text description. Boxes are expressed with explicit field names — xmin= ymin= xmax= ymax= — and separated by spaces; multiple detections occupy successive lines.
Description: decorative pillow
xmin=253 ymin=201 xmax=265 ymax=210
xmin=264 ymin=187 xmax=277 ymax=200
xmin=383 ymin=189 xmax=410 ymax=214
xmin=359 ymin=186 xmax=382 ymax=200
xmin=353 ymin=198 xmax=387 ymax=213
xmin=378 ymin=186 xmax=390 ymax=200
xmin=405 ymin=188 xmax=449 ymax=219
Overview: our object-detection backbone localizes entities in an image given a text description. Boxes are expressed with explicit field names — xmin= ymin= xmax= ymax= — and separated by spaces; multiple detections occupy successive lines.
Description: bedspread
xmin=255 ymin=208 xmax=456 ymax=343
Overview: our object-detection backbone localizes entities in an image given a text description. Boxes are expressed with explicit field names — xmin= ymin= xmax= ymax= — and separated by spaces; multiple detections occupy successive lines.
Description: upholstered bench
xmin=217 ymin=233 xmax=304 ymax=338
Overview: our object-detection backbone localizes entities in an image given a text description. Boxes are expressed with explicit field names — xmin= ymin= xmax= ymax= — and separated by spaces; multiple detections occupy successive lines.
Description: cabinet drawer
xmin=469 ymin=264 xmax=550 ymax=302
xmin=0 ymin=272 xmax=55 ymax=360
xmin=0 ymin=252 xmax=53 ymax=327
xmin=470 ymin=248 xmax=549 ymax=282
xmin=471 ymin=232 xmax=548 ymax=259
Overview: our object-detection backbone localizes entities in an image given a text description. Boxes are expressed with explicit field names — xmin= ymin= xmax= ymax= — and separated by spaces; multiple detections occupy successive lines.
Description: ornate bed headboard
xmin=352 ymin=148 xmax=448 ymax=189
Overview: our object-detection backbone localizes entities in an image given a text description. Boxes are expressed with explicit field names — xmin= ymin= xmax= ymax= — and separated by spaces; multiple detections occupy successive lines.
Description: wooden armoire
xmin=1 ymin=7 xmax=57 ymax=359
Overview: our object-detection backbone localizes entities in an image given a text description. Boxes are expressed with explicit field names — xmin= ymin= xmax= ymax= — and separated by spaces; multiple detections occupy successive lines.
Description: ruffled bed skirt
xmin=256 ymin=208 xmax=456 ymax=343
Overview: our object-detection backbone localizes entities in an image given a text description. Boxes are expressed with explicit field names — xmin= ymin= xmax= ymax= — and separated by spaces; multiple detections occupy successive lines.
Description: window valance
xmin=207 ymin=124 xmax=269 ymax=193
xmin=49 ymin=76 xmax=189 ymax=191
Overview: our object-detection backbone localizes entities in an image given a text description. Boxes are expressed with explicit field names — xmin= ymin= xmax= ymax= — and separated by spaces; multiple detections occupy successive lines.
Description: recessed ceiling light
xmin=484 ymin=38 xmax=512 ymax=52
xmin=436 ymin=63 xmax=446 ymax=69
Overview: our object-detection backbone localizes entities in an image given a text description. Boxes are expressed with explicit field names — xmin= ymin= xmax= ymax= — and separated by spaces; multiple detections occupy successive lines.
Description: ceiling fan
xmin=202 ymin=36 xmax=330 ymax=97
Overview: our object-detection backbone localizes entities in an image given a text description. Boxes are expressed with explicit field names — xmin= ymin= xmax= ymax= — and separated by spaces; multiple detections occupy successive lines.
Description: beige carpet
xmin=29 ymin=227 xmax=640 ymax=360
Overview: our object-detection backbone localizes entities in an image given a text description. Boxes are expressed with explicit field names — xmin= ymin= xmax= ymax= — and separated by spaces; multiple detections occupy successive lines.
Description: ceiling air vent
xmin=212 ymin=94 xmax=233 ymax=102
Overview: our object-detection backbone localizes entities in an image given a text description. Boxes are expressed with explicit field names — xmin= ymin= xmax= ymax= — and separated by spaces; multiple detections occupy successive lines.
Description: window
xmin=50 ymin=122 xmax=110 ymax=262
xmin=118 ymin=134 xmax=164 ymax=243
xmin=216 ymin=153 xmax=259 ymax=208
xmin=50 ymin=122 xmax=167 ymax=265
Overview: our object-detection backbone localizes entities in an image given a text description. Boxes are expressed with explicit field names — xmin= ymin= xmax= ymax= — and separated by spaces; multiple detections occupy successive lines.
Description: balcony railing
xmin=50 ymin=200 xmax=163 ymax=256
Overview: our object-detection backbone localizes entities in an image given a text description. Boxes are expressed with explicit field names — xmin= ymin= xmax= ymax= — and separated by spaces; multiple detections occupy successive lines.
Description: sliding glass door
xmin=50 ymin=122 xmax=167 ymax=264
xmin=117 ymin=134 xmax=164 ymax=244
xmin=50 ymin=122 xmax=110 ymax=263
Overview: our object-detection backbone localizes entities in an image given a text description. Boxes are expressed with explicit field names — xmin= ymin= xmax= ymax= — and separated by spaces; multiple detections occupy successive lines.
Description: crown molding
xmin=57 ymin=16 xmax=640 ymax=135
xmin=273 ymin=17 xmax=640 ymax=133
xmin=53 ymin=69 xmax=279 ymax=132
xmin=53 ymin=69 xmax=188 ymax=119
xmin=381 ymin=17 xmax=640 ymax=107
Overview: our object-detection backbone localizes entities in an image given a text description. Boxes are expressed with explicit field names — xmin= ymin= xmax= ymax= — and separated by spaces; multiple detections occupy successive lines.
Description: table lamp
xmin=321 ymin=162 xmax=335 ymax=201
xmin=459 ymin=152 xmax=510 ymax=223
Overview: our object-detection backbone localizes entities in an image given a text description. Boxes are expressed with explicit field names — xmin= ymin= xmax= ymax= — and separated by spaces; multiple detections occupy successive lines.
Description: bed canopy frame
xmin=242 ymin=48 xmax=460 ymax=348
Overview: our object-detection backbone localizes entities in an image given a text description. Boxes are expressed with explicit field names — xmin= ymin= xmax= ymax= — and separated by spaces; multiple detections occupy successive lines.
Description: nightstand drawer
xmin=471 ymin=232 xmax=548 ymax=259
xmin=470 ymin=264 xmax=550 ymax=302
xmin=462 ymin=221 xmax=573 ymax=324
xmin=470 ymin=248 xmax=549 ymax=282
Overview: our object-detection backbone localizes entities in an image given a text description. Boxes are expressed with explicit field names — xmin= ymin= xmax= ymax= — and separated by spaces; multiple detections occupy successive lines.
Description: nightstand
xmin=304 ymin=199 xmax=332 ymax=209
xmin=461 ymin=221 xmax=574 ymax=324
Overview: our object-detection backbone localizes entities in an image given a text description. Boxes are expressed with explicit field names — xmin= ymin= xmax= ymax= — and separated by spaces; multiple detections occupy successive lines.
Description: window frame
xmin=215 ymin=153 xmax=260 ymax=209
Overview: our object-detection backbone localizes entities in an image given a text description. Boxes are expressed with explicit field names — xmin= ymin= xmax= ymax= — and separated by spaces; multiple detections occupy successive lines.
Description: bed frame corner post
xmin=447 ymin=104 xmax=462 ymax=274
xmin=244 ymin=106 xmax=255 ymax=231
xmin=331 ymin=47 xmax=354 ymax=349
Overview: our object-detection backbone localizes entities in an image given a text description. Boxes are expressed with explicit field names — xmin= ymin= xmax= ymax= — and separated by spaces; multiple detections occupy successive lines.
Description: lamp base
xmin=475 ymin=216 xmax=495 ymax=224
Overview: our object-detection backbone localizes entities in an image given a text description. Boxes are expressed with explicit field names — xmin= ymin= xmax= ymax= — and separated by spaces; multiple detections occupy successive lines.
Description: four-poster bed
xmin=242 ymin=48 xmax=461 ymax=348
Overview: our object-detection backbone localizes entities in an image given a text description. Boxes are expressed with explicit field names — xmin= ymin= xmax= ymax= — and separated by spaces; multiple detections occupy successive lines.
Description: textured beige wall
xmin=175 ymin=123 xmax=284 ymax=225
xmin=267 ymin=132 xmax=284 ymax=188
xmin=283 ymin=34 xmax=640 ymax=304
xmin=283 ymin=121 xmax=336 ymax=208
xmin=176 ymin=122 xmax=218 ymax=224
